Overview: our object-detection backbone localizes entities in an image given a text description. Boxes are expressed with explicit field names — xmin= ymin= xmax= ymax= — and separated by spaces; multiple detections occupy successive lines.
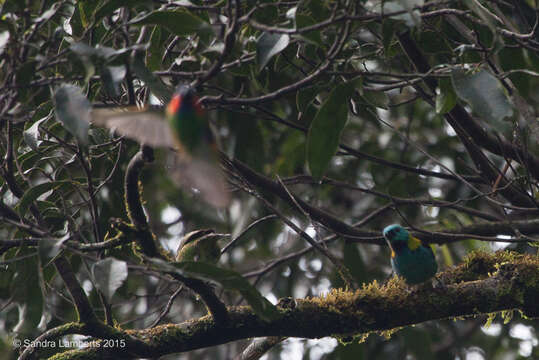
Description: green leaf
xmin=70 ymin=2 xmax=90 ymax=35
xmin=130 ymin=9 xmax=211 ymax=38
xmin=361 ymin=90 xmax=389 ymax=109
xmin=131 ymin=52 xmax=172 ymax=103
xmin=54 ymin=84 xmax=90 ymax=144
xmin=230 ymin=114 xmax=266 ymax=172
xmin=23 ymin=115 xmax=50 ymax=151
xmin=101 ymin=65 xmax=126 ymax=97
xmin=69 ymin=43 xmax=131 ymax=72
xmin=70 ymin=42 xmax=124 ymax=60
xmin=296 ymin=86 xmax=319 ymax=112
xmin=307 ymin=0 xmax=329 ymax=22
xmin=17 ymin=181 xmax=71 ymax=216
xmin=147 ymin=26 xmax=164 ymax=71
xmin=375 ymin=1 xmax=422 ymax=28
xmin=229 ymin=63 xmax=251 ymax=77
xmin=435 ymin=78 xmax=456 ymax=114
xmin=33 ymin=2 xmax=62 ymax=23
xmin=275 ymin=132 xmax=305 ymax=176
xmin=307 ymin=82 xmax=355 ymax=180
xmin=257 ymin=32 xmax=290 ymax=71
xmin=92 ymin=258 xmax=128 ymax=302
xmin=298 ymin=103 xmax=318 ymax=127
xmin=397 ymin=0 xmax=424 ymax=27
xmin=253 ymin=4 xmax=279 ymax=23
xmin=451 ymin=69 xmax=514 ymax=131
xmin=462 ymin=0 xmax=498 ymax=40
xmin=11 ymin=249 xmax=43 ymax=338
xmin=16 ymin=61 xmax=36 ymax=100
xmin=295 ymin=14 xmax=322 ymax=46
xmin=149 ymin=258 xmax=280 ymax=321
xmin=93 ymin=0 xmax=146 ymax=24
xmin=38 ymin=236 xmax=68 ymax=263
xmin=0 ymin=17 xmax=16 ymax=35
xmin=70 ymin=43 xmax=130 ymax=87
xmin=382 ymin=20 xmax=396 ymax=56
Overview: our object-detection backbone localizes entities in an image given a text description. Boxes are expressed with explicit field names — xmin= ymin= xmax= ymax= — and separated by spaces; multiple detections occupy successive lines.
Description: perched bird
xmin=382 ymin=224 xmax=437 ymax=285
xmin=90 ymin=86 xmax=230 ymax=207
xmin=175 ymin=229 xmax=222 ymax=263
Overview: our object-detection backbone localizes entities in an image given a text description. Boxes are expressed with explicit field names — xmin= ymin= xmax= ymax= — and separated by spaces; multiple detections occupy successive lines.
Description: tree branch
xmin=123 ymin=146 xmax=161 ymax=257
xmin=121 ymin=149 xmax=229 ymax=324
xmin=53 ymin=257 xmax=98 ymax=325
xmin=47 ymin=251 xmax=539 ymax=359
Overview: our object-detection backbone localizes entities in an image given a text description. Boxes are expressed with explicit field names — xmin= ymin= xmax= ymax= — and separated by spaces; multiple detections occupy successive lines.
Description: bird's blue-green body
xmin=383 ymin=224 xmax=437 ymax=284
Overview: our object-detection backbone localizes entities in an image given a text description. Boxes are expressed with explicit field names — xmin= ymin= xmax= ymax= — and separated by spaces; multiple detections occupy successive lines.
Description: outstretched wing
xmin=168 ymin=154 xmax=230 ymax=208
xmin=90 ymin=107 xmax=176 ymax=149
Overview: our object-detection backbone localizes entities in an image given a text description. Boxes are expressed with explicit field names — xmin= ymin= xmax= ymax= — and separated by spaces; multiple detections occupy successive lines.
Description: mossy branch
xmin=169 ymin=273 xmax=230 ymax=324
xmin=124 ymin=146 xmax=153 ymax=229
xmin=123 ymin=146 xmax=161 ymax=257
xmin=46 ymin=251 xmax=539 ymax=359
xmin=20 ymin=321 xmax=154 ymax=360
xmin=121 ymin=148 xmax=229 ymax=324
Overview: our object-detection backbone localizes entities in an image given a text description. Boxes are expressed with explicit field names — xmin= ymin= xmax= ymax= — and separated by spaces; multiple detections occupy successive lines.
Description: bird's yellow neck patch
xmin=407 ymin=235 xmax=422 ymax=250
xmin=391 ymin=249 xmax=396 ymax=258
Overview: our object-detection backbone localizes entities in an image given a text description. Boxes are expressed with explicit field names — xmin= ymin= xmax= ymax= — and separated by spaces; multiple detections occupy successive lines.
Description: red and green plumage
xmin=166 ymin=86 xmax=206 ymax=153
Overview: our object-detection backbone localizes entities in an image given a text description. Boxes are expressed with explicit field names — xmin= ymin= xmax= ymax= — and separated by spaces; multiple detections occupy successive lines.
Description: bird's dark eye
xmin=387 ymin=229 xmax=396 ymax=236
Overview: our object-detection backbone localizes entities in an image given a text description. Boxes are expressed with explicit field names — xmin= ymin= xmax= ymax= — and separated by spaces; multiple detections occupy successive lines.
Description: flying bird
xmin=90 ymin=86 xmax=230 ymax=207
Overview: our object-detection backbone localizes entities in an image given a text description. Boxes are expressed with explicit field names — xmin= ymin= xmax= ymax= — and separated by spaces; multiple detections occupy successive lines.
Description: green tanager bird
xmin=90 ymin=86 xmax=229 ymax=207
xmin=382 ymin=224 xmax=437 ymax=285
xmin=175 ymin=229 xmax=222 ymax=263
